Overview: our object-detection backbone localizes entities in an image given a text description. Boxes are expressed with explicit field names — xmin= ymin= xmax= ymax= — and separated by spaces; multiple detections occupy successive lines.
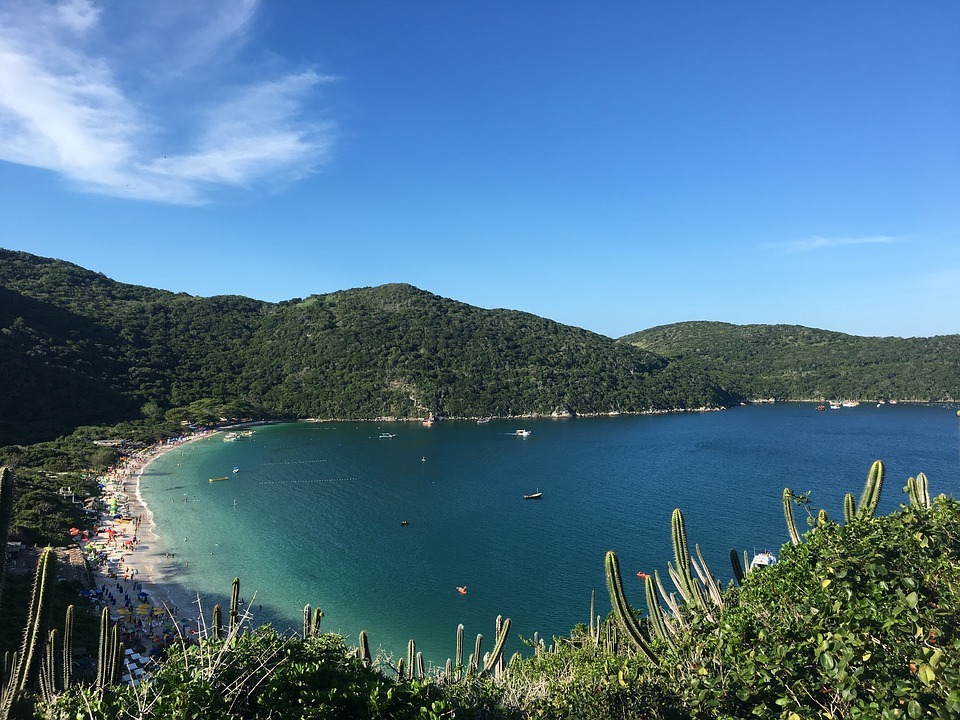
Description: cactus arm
xmin=480 ymin=618 xmax=511 ymax=677
xmin=730 ymin=548 xmax=745 ymax=585
xmin=783 ymin=489 xmax=801 ymax=545
xmin=95 ymin=608 xmax=110 ymax=688
xmin=0 ymin=468 xmax=15 ymax=613
xmin=303 ymin=605 xmax=311 ymax=639
xmin=843 ymin=493 xmax=856 ymax=523
xmin=604 ymin=551 xmax=657 ymax=662
xmin=62 ymin=605 xmax=73 ymax=690
xmin=212 ymin=604 xmax=223 ymax=640
xmin=357 ymin=630 xmax=370 ymax=663
xmin=693 ymin=544 xmax=723 ymax=610
xmin=856 ymin=460 xmax=884 ymax=518
xmin=644 ymin=575 xmax=675 ymax=647
xmin=229 ymin=577 xmax=241 ymax=630
xmin=311 ymin=608 xmax=323 ymax=636
xmin=13 ymin=546 xmax=56 ymax=695
xmin=455 ymin=623 xmax=464 ymax=680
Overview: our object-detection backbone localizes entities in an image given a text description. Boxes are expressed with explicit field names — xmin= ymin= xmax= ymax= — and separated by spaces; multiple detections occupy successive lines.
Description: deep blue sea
xmin=140 ymin=403 xmax=960 ymax=668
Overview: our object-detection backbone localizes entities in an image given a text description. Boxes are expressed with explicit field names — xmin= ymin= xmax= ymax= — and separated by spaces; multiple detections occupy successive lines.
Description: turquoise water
xmin=140 ymin=404 xmax=959 ymax=668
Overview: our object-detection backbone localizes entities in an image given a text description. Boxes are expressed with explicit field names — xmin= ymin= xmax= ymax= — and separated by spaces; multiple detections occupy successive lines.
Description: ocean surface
xmin=140 ymin=403 xmax=960 ymax=668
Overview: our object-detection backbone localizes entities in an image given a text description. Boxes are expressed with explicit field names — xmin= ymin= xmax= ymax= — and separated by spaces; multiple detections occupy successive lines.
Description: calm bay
xmin=140 ymin=403 xmax=959 ymax=668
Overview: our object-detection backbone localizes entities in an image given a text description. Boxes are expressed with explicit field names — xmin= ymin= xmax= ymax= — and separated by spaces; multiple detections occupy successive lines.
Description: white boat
xmin=379 ymin=433 xmax=396 ymax=439
xmin=223 ymin=432 xmax=240 ymax=442
xmin=523 ymin=490 xmax=542 ymax=500
xmin=232 ymin=466 xmax=240 ymax=474
xmin=841 ymin=400 xmax=860 ymax=408
xmin=749 ymin=551 xmax=777 ymax=571
xmin=515 ymin=429 xmax=531 ymax=437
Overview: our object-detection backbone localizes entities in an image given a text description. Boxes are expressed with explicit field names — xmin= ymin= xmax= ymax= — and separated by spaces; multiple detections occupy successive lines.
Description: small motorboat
xmin=749 ymin=551 xmax=777 ymax=571
xmin=379 ymin=433 xmax=396 ymax=439
xmin=523 ymin=491 xmax=542 ymax=500
xmin=232 ymin=466 xmax=240 ymax=473
xmin=456 ymin=586 xmax=468 ymax=595
xmin=515 ymin=429 xmax=531 ymax=437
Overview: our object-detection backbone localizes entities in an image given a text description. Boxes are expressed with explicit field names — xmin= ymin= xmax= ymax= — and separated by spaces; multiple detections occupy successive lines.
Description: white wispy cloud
xmin=773 ymin=235 xmax=901 ymax=253
xmin=0 ymin=0 xmax=335 ymax=205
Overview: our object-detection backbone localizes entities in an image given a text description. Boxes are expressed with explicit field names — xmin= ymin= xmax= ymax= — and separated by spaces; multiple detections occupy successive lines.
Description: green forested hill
xmin=621 ymin=321 xmax=960 ymax=402
xmin=0 ymin=249 xmax=733 ymax=445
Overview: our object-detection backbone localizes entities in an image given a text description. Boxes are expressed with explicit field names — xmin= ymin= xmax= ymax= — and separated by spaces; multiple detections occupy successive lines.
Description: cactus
xmin=471 ymin=633 xmax=482 ymax=675
xmin=0 ymin=468 xmax=15 ymax=613
xmin=406 ymin=639 xmax=416 ymax=677
xmin=643 ymin=574 xmax=675 ymax=648
xmin=454 ymin=623 xmax=464 ymax=680
xmin=311 ymin=607 xmax=323 ymax=636
xmin=303 ymin=604 xmax=311 ymax=639
xmin=229 ymin=577 xmax=241 ymax=630
xmin=604 ymin=550 xmax=657 ymax=662
xmin=817 ymin=509 xmax=829 ymax=526
xmin=357 ymin=630 xmax=370 ymax=664
xmin=212 ymin=604 xmax=223 ymax=640
xmin=589 ymin=590 xmax=596 ymax=642
xmin=843 ymin=492 xmax=856 ymax=523
xmin=396 ymin=656 xmax=406 ymax=681
xmin=856 ymin=460 xmax=884 ymax=518
xmin=692 ymin=544 xmax=723 ymax=610
xmin=480 ymin=617 xmax=511 ymax=678
xmin=62 ymin=605 xmax=73 ymax=690
xmin=39 ymin=629 xmax=58 ymax=703
xmin=95 ymin=607 xmax=120 ymax=689
xmin=8 ymin=546 xmax=57 ymax=700
xmin=905 ymin=472 xmax=931 ymax=509
xmin=729 ymin=548 xmax=745 ymax=585
xmin=670 ymin=509 xmax=710 ymax=614
xmin=415 ymin=652 xmax=425 ymax=680
xmin=783 ymin=489 xmax=801 ymax=545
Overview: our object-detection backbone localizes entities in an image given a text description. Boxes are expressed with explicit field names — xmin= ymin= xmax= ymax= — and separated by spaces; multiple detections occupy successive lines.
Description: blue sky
xmin=1 ymin=1 xmax=958 ymax=339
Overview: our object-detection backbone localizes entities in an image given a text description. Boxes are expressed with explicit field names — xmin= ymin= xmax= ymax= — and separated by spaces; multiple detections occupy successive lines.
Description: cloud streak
xmin=0 ymin=0 xmax=334 ymax=204
xmin=773 ymin=235 xmax=901 ymax=253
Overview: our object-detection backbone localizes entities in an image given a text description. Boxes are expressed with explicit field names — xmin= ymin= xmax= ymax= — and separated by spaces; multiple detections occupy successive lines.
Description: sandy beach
xmin=74 ymin=430 xmax=214 ymax=661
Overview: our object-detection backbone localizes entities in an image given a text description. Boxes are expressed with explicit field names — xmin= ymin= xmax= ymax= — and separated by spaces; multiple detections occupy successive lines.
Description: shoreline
xmin=77 ymin=430 xmax=214 ymax=655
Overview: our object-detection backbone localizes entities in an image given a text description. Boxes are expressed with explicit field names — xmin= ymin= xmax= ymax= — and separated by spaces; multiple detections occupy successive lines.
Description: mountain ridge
xmin=0 ymin=248 xmax=734 ymax=446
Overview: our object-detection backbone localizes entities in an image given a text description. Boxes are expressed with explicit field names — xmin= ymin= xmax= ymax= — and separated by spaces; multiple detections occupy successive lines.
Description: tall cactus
xmin=856 ymin=460 xmax=884 ymax=518
xmin=95 ymin=607 xmax=120 ymax=689
xmin=783 ymin=489 xmax=801 ymax=545
xmin=477 ymin=616 xmax=510 ymax=676
xmin=729 ymin=549 xmax=745 ymax=586
xmin=0 ymin=468 xmax=15 ymax=613
xmin=406 ymin=639 xmax=416 ymax=677
xmin=62 ymin=605 xmax=73 ymax=690
xmin=643 ymin=574 xmax=675 ymax=648
xmin=479 ymin=618 xmax=512 ymax=677
xmin=11 ymin=546 xmax=56 ymax=697
xmin=229 ymin=577 xmax=241 ymax=630
xmin=311 ymin=607 xmax=323 ymax=637
xmin=211 ymin=604 xmax=223 ymax=640
xmin=357 ymin=630 xmax=370 ymax=664
xmin=670 ymin=509 xmax=710 ymax=615
xmin=454 ymin=623 xmax=464 ymax=680
xmin=604 ymin=550 xmax=657 ymax=662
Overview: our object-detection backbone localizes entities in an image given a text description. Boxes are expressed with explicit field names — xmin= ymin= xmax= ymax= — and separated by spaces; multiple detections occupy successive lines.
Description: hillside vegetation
xmin=0 ymin=249 xmax=734 ymax=446
xmin=621 ymin=321 xmax=960 ymax=403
